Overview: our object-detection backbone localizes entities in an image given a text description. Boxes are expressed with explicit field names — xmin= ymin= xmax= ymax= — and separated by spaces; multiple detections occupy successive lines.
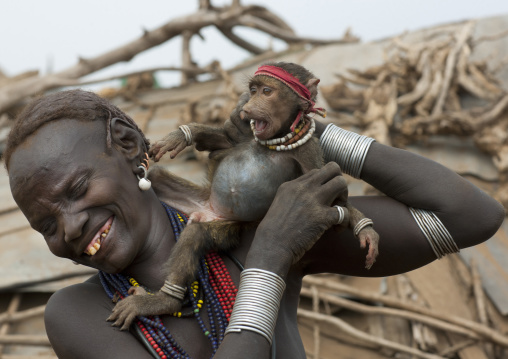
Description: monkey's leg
xmin=108 ymin=221 xmax=243 ymax=330
xmin=346 ymin=203 xmax=380 ymax=269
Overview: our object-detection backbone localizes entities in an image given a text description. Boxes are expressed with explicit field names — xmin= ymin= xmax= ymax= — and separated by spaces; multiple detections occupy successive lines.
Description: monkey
xmin=107 ymin=62 xmax=380 ymax=330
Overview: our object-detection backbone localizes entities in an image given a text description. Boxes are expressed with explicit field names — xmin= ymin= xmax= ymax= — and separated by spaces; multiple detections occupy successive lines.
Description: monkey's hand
xmin=149 ymin=129 xmax=188 ymax=162
xmin=357 ymin=226 xmax=380 ymax=269
xmin=107 ymin=291 xmax=183 ymax=331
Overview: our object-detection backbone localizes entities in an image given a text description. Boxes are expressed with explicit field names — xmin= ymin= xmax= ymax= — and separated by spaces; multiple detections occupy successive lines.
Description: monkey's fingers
xmin=148 ymin=143 xmax=166 ymax=162
xmin=169 ymin=142 xmax=188 ymax=159
xmin=365 ymin=238 xmax=380 ymax=270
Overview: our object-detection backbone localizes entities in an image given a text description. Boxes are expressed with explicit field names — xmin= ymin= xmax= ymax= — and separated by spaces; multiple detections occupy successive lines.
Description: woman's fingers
xmin=297 ymin=162 xmax=343 ymax=185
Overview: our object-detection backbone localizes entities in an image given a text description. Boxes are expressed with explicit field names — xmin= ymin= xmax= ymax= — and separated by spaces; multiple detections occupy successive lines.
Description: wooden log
xmin=432 ymin=21 xmax=475 ymax=116
xmin=300 ymin=287 xmax=481 ymax=340
xmin=0 ymin=335 xmax=50 ymax=346
xmin=303 ymin=276 xmax=508 ymax=348
xmin=297 ymin=308 xmax=446 ymax=359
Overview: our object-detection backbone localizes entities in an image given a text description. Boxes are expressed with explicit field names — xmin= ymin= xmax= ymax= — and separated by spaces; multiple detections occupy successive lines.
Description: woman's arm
xmin=45 ymin=280 xmax=153 ymax=359
xmin=303 ymin=124 xmax=505 ymax=276
xmin=215 ymin=162 xmax=347 ymax=358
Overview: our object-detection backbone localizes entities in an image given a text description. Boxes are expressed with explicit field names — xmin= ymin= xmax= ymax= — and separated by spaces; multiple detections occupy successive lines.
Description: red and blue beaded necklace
xmin=99 ymin=203 xmax=238 ymax=359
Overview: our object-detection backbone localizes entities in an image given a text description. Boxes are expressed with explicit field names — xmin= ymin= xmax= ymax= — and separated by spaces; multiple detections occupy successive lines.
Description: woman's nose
xmin=61 ymin=211 xmax=89 ymax=243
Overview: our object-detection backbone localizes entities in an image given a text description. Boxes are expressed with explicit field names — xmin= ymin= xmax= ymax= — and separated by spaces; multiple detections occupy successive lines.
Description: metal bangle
xmin=160 ymin=281 xmax=187 ymax=301
xmin=353 ymin=218 xmax=374 ymax=238
xmin=179 ymin=125 xmax=193 ymax=146
xmin=225 ymin=268 xmax=286 ymax=345
xmin=409 ymin=207 xmax=459 ymax=259
xmin=334 ymin=205 xmax=346 ymax=225
xmin=320 ymin=123 xmax=375 ymax=178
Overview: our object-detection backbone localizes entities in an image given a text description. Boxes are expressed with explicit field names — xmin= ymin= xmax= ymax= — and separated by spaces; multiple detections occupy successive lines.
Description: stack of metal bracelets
xmin=319 ymin=124 xmax=459 ymax=258
xmin=225 ymin=268 xmax=286 ymax=345
xmin=408 ymin=208 xmax=460 ymax=258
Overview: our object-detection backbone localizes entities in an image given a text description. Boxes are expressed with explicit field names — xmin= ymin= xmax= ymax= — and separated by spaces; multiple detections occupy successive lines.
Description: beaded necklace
xmin=251 ymin=116 xmax=316 ymax=152
xmin=99 ymin=203 xmax=238 ymax=358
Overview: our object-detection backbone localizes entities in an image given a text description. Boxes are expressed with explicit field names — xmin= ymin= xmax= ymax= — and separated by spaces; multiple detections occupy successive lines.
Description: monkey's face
xmin=243 ymin=77 xmax=297 ymax=141
xmin=9 ymin=119 xmax=155 ymax=274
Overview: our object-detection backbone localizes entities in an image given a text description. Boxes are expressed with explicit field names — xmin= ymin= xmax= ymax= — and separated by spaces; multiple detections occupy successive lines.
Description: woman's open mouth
xmin=84 ymin=216 xmax=114 ymax=256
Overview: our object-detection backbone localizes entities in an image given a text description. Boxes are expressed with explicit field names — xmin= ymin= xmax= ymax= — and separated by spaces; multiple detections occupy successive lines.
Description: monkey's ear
xmin=110 ymin=117 xmax=146 ymax=161
xmin=305 ymin=78 xmax=320 ymax=100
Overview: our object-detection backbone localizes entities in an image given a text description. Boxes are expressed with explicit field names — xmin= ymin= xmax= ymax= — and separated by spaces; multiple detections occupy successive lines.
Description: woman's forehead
xmin=8 ymin=119 xmax=107 ymax=186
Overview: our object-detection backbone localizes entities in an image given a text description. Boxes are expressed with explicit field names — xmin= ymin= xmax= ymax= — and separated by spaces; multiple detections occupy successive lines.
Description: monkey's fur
xmin=108 ymin=62 xmax=380 ymax=330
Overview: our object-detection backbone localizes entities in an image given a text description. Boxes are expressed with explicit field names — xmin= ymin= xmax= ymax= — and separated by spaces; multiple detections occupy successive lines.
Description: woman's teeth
xmin=86 ymin=225 xmax=111 ymax=256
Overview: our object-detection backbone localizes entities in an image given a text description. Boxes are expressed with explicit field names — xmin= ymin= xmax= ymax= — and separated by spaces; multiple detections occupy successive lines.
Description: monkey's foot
xmin=107 ymin=291 xmax=183 ymax=330
xmin=357 ymin=226 xmax=380 ymax=269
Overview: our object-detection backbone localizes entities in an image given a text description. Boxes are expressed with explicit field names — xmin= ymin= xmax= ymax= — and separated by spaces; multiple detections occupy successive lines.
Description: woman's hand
xmin=245 ymin=162 xmax=349 ymax=277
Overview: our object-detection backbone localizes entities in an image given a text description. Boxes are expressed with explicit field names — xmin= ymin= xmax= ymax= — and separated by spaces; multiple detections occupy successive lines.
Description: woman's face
xmin=8 ymin=119 xmax=151 ymax=273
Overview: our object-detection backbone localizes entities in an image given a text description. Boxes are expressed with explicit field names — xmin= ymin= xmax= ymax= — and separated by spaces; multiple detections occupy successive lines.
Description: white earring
xmin=137 ymin=165 xmax=151 ymax=191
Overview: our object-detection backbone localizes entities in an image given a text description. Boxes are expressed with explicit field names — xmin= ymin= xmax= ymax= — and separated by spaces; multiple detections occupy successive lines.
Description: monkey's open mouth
xmin=253 ymin=119 xmax=269 ymax=136
xmin=84 ymin=216 xmax=113 ymax=256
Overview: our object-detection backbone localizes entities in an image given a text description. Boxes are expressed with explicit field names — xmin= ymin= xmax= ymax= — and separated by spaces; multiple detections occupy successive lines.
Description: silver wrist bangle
xmin=409 ymin=207 xmax=460 ymax=259
xmin=353 ymin=218 xmax=374 ymax=238
xmin=225 ymin=268 xmax=286 ymax=345
xmin=160 ymin=281 xmax=187 ymax=301
xmin=320 ymin=123 xmax=375 ymax=178
xmin=179 ymin=125 xmax=193 ymax=146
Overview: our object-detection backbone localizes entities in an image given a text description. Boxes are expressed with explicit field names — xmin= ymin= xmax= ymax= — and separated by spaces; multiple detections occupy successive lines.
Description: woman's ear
xmin=110 ymin=117 xmax=145 ymax=160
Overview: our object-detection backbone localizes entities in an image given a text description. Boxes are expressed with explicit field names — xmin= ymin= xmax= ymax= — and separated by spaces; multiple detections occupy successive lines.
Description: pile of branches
xmin=321 ymin=21 xmax=508 ymax=208
xmin=301 ymin=264 xmax=508 ymax=359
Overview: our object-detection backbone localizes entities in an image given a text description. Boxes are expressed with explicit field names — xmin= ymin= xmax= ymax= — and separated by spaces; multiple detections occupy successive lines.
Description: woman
xmin=4 ymin=89 xmax=504 ymax=359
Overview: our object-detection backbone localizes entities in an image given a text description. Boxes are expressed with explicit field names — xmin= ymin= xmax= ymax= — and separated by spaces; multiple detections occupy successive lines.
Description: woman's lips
xmin=84 ymin=216 xmax=113 ymax=256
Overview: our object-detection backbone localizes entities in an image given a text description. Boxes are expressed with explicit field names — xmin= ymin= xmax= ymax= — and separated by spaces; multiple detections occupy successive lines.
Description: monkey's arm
xmin=302 ymin=142 xmax=505 ymax=276
xmin=149 ymin=124 xmax=233 ymax=161
xmin=149 ymin=93 xmax=252 ymax=161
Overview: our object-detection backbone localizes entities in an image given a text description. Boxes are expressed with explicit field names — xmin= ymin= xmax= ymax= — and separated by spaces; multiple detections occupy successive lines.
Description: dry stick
xmin=397 ymin=50 xmax=432 ymax=106
xmin=431 ymin=21 xmax=475 ymax=116
xmin=302 ymin=276 xmax=508 ymax=347
xmin=199 ymin=0 xmax=211 ymax=9
xmin=439 ymin=339 xmax=477 ymax=357
xmin=235 ymin=14 xmax=359 ymax=46
xmin=476 ymin=94 xmax=508 ymax=130
xmin=1 ymin=356 xmax=57 ymax=359
xmin=456 ymin=46 xmax=495 ymax=100
xmin=471 ymin=259 xmax=488 ymax=326
xmin=181 ymin=30 xmax=194 ymax=86
xmin=311 ymin=286 xmax=320 ymax=359
xmin=0 ymin=4 xmax=282 ymax=114
xmin=79 ymin=65 xmax=218 ymax=87
xmin=300 ymin=288 xmax=480 ymax=340
xmin=297 ymin=308 xmax=445 ymax=359
xmin=470 ymin=258 xmax=496 ymax=359
xmin=0 ymin=305 xmax=45 ymax=327
xmin=0 ymin=336 xmax=50 ymax=346
xmin=472 ymin=28 xmax=508 ymax=46
xmin=0 ymin=294 xmax=22 ymax=358
xmin=216 ymin=26 xmax=265 ymax=54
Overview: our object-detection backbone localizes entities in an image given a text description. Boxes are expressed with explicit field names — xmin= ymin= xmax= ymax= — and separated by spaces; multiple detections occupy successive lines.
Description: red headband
xmin=254 ymin=65 xmax=326 ymax=131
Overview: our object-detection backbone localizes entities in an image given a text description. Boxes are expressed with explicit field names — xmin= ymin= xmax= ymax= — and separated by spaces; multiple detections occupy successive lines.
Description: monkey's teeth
xmin=88 ymin=246 xmax=97 ymax=256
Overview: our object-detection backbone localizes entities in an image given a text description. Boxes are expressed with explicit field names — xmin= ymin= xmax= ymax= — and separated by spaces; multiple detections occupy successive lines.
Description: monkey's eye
xmin=249 ymin=87 xmax=257 ymax=95
xmin=263 ymin=87 xmax=272 ymax=95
